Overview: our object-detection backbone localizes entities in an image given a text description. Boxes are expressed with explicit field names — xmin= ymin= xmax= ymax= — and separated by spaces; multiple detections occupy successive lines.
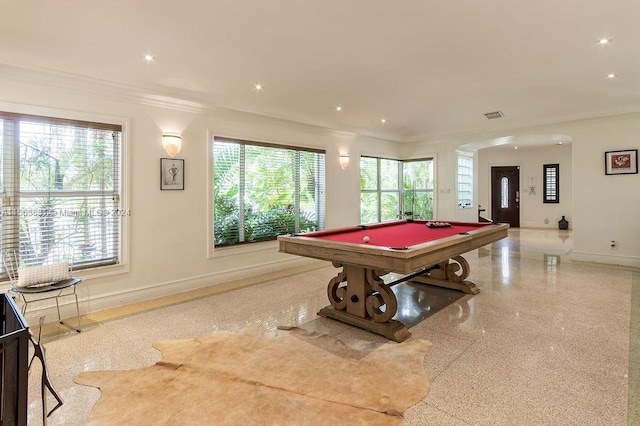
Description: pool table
xmin=278 ymin=219 xmax=508 ymax=342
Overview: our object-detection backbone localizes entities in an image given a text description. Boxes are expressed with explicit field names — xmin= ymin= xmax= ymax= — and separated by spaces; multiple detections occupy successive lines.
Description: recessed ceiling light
xmin=144 ymin=54 xmax=155 ymax=62
xmin=254 ymin=83 xmax=263 ymax=91
xmin=514 ymin=146 xmax=519 ymax=150
xmin=607 ymin=73 xmax=617 ymax=79
xmin=336 ymin=106 xmax=342 ymax=112
xmin=598 ymin=38 xmax=612 ymax=45
xmin=557 ymin=141 xmax=563 ymax=145
xmin=380 ymin=118 xmax=386 ymax=124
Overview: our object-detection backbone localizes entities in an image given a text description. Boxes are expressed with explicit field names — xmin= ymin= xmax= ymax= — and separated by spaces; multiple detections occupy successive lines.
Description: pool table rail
xmin=278 ymin=222 xmax=508 ymax=275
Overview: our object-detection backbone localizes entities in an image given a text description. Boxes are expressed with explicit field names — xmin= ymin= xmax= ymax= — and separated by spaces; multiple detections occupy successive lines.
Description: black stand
xmin=30 ymin=316 xmax=64 ymax=424
xmin=478 ymin=205 xmax=492 ymax=223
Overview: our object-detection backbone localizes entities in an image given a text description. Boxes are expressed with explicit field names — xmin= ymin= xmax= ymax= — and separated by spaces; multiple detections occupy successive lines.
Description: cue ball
xmin=363 ymin=236 xmax=370 ymax=243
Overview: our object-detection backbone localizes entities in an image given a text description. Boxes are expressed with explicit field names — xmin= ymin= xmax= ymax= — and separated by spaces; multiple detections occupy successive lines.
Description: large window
xmin=0 ymin=112 xmax=122 ymax=270
xmin=213 ymin=137 xmax=325 ymax=247
xmin=360 ymin=156 xmax=433 ymax=224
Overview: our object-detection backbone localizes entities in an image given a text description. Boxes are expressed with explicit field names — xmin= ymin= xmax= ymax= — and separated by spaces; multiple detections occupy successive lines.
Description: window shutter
xmin=543 ymin=164 xmax=559 ymax=203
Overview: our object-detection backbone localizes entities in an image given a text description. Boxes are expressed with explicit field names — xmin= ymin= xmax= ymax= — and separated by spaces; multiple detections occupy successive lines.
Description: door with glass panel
xmin=490 ymin=166 xmax=520 ymax=227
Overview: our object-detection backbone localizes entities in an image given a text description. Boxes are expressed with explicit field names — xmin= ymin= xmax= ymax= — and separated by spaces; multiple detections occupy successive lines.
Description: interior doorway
xmin=491 ymin=166 xmax=520 ymax=227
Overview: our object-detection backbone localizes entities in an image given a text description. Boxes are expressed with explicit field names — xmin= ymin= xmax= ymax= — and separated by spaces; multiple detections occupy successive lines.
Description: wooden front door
xmin=491 ymin=166 xmax=520 ymax=227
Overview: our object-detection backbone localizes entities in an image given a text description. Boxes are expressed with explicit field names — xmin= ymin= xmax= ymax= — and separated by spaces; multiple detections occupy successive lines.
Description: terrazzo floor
xmin=22 ymin=228 xmax=638 ymax=425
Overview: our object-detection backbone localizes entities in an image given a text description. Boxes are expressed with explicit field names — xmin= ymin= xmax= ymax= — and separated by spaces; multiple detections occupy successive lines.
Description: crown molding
xmin=0 ymin=63 xmax=403 ymax=144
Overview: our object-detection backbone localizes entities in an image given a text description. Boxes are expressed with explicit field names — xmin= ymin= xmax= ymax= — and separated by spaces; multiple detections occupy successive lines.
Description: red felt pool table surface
xmin=279 ymin=219 xmax=508 ymax=275
xmin=305 ymin=220 xmax=489 ymax=249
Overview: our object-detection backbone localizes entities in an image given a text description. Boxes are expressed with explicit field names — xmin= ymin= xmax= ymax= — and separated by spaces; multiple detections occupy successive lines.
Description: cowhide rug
xmin=74 ymin=327 xmax=431 ymax=425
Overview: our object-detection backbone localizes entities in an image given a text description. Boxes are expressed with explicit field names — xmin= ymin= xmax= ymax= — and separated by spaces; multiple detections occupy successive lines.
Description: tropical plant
xmin=213 ymin=141 xmax=322 ymax=246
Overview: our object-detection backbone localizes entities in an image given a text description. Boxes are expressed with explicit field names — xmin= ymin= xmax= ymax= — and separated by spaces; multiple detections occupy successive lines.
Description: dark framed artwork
xmin=605 ymin=149 xmax=638 ymax=175
xmin=160 ymin=158 xmax=185 ymax=190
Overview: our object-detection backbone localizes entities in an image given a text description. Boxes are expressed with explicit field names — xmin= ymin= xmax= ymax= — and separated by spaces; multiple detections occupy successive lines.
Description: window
xmin=402 ymin=159 xmax=434 ymax=219
xmin=500 ymin=177 xmax=509 ymax=208
xmin=543 ymin=164 xmax=559 ymax=203
xmin=0 ymin=112 xmax=122 ymax=271
xmin=213 ymin=137 xmax=325 ymax=247
xmin=360 ymin=157 xmax=400 ymax=224
xmin=457 ymin=153 xmax=473 ymax=209
xmin=360 ymin=156 xmax=433 ymax=224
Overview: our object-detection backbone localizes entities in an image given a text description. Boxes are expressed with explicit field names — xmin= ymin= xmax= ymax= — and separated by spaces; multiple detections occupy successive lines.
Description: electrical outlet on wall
xmin=610 ymin=240 xmax=617 ymax=251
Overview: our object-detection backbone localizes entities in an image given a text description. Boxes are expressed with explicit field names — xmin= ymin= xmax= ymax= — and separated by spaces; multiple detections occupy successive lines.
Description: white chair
xmin=2 ymin=248 xmax=84 ymax=332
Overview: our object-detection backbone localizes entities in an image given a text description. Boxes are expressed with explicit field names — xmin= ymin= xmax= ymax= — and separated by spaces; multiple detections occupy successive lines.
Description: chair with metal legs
xmin=2 ymin=248 xmax=84 ymax=332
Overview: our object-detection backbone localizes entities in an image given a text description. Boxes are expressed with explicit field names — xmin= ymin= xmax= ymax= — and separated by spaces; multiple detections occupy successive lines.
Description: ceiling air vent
xmin=484 ymin=111 xmax=504 ymax=119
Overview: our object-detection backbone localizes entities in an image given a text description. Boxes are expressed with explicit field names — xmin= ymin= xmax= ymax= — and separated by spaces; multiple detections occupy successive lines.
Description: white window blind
xmin=213 ymin=137 xmax=325 ymax=246
xmin=0 ymin=112 xmax=121 ymax=270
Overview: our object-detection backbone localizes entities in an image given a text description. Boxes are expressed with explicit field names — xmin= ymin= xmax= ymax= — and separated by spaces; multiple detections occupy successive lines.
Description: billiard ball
xmin=363 ymin=236 xmax=370 ymax=243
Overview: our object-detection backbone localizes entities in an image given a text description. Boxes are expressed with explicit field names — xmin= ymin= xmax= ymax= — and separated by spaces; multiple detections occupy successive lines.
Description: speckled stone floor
xmin=22 ymin=228 xmax=638 ymax=425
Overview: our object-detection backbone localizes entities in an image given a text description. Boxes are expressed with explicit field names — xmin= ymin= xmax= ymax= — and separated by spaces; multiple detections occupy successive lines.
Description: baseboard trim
xmin=18 ymin=257 xmax=326 ymax=324
xmin=520 ymin=222 xmax=570 ymax=230
xmin=571 ymin=251 xmax=640 ymax=268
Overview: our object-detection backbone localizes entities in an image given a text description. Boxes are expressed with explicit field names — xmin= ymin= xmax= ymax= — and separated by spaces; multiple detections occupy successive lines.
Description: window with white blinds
xmin=0 ymin=112 xmax=121 ymax=270
xmin=213 ymin=137 xmax=325 ymax=247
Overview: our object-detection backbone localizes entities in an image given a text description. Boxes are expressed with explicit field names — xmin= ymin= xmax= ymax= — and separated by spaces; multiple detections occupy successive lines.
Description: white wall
xmin=477 ymin=143 xmax=573 ymax=228
xmin=0 ymin=68 xmax=392 ymax=315
xmin=561 ymin=114 xmax=640 ymax=267
xmin=405 ymin=115 xmax=640 ymax=267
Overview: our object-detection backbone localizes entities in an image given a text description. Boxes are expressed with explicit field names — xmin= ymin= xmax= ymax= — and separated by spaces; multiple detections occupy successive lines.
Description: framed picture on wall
xmin=605 ymin=149 xmax=638 ymax=175
xmin=160 ymin=158 xmax=185 ymax=190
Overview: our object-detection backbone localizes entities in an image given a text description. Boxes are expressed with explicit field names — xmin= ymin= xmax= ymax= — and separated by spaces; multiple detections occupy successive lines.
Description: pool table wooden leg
xmin=318 ymin=306 xmax=411 ymax=342
xmin=411 ymin=255 xmax=480 ymax=294
xmin=320 ymin=264 xmax=411 ymax=342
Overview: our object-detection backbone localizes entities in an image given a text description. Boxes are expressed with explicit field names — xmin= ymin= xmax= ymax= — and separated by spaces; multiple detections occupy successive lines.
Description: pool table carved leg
xmin=411 ymin=255 xmax=480 ymax=295
xmin=365 ymin=268 xmax=397 ymax=323
xmin=320 ymin=264 xmax=410 ymax=342
xmin=326 ymin=268 xmax=348 ymax=310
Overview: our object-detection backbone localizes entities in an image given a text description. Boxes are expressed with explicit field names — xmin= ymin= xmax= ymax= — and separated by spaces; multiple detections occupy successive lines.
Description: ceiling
xmin=1 ymin=0 xmax=639 ymax=143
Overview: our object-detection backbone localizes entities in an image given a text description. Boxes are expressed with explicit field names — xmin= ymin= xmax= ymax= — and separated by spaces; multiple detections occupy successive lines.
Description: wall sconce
xmin=339 ymin=154 xmax=350 ymax=169
xmin=162 ymin=133 xmax=182 ymax=157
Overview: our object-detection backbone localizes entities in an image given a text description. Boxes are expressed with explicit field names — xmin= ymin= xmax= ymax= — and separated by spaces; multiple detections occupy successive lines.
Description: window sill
xmin=76 ymin=262 xmax=130 ymax=280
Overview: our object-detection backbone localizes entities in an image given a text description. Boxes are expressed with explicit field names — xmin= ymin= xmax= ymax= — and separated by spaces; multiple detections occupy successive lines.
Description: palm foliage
xmin=213 ymin=141 xmax=324 ymax=246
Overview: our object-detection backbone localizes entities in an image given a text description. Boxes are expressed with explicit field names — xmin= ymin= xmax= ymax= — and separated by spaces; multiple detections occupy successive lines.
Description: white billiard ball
xmin=363 ymin=236 xmax=370 ymax=243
